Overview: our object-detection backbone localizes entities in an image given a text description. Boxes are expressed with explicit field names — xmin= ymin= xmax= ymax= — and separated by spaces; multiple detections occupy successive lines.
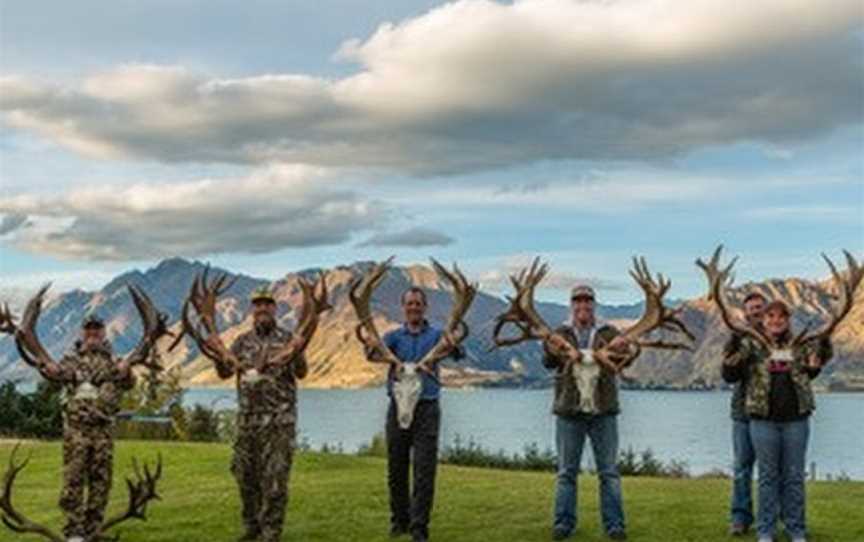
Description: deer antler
xmin=271 ymin=272 xmax=332 ymax=365
xmin=0 ymin=444 xmax=64 ymax=541
xmin=169 ymin=265 xmax=238 ymax=361
xmin=491 ymin=258 xmax=619 ymax=373
xmin=350 ymin=257 xmax=403 ymax=368
xmin=696 ymin=245 xmax=773 ymax=350
xmin=416 ymin=259 xmax=477 ymax=372
xmin=96 ymin=454 xmax=163 ymax=539
xmin=793 ymin=250 xmax=863 ymax=347
xmin=0 ymin=285 xmax=62 ymax=373
xmin=0 ymin=303 xmax=16 ymax=335
xmin=123 ymin=284 xmax=170 ymax=371
xmin=609 ymin=256 xmax=695 ymax=359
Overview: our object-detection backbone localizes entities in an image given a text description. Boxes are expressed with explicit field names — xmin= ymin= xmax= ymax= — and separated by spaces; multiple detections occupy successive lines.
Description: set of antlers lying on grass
xmin=171 ymin=265 xmax=331 ymax=366
xmin=0 ymin=444 xmax=162 ymax=542
xmin=0 ymin=284 xmax=169 ymax=377
xmin=350 ymin=257 xmax=477 ymax=376
xmin=697 ymin=245 xmax=863 ymax=351
xmin=491 ymin=257 xmax=693 ymax=373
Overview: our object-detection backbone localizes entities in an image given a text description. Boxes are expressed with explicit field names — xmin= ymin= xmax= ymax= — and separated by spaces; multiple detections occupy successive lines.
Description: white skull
xmin=74 ymin=381 xmax=99 ymax=401
xmin=770 ymin=348 xmax=794 ymax=362
xmin=573 ymin=349 xmax=600 ymax=414
xmin=241 ymin=368 xmax=262 ymax=384
xmin=392 ymin=364 xmax=424 ymax=429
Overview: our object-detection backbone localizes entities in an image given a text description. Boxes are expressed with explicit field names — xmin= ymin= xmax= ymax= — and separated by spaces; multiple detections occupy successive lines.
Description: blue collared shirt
xmin=384 ymin=321 xmax=464 ymax=400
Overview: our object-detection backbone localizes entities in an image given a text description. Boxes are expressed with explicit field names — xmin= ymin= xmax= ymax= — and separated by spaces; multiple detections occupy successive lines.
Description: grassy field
xmin=1 ymin=440 xmax=862 ymax=542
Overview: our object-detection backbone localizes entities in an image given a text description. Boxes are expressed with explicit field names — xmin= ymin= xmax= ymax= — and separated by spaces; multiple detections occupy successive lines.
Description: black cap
xmin=82 ymin=314 xmax=105 ymax=329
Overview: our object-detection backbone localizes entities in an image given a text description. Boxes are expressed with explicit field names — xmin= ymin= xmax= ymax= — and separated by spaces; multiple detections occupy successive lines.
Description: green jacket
xmin=724 ymin=336 xmax=832 ymax=419
xmin=543 ymin=324 xmax=626 ymax=417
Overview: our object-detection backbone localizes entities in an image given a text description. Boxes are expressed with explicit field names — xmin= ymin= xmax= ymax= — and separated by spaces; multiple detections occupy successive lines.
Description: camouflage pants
xmin=59 ymin=425 xmax=114 ymax=539
xmin=232 ymin=414 xmax=296 ymax=542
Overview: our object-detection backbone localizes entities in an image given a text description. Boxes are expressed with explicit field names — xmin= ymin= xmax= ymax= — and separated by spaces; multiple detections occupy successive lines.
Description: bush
xmin=355 ymin=433 xmax=691 ymax=478
xmin=0 ymin=380 xmax=63 ymax=439
xmin=357 ymin=432 xmax=388 ymax=458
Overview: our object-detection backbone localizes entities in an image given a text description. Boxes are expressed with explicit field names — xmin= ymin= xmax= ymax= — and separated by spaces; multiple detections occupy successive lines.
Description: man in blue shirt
xmin=377 ymin=286 xmax=463 ymax=542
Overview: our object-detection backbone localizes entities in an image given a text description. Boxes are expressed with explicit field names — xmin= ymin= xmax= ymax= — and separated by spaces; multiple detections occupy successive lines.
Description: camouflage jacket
xmin=218 ymin=326 xmax=308 ymax=422
xmin=543 ymin=324 xmax=625 ymax=417
xmin=724 ymin=335 xmax=832 ymax=420
xmin=721 ymin=332 xmax=752 ymax=421
xmin=57 ymin=341 xmax=135 ymax=428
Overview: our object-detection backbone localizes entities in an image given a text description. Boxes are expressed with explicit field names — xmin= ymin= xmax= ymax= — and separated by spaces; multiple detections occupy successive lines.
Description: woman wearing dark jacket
xmin=722 ymin=300 xmax=832 ymax=542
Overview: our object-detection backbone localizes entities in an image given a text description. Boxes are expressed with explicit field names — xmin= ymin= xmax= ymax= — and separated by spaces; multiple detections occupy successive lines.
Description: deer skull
xmin=392 ymin=364 xmax=424 ymax=429
xmin=573 ymin=349 xmax=600 ymax=414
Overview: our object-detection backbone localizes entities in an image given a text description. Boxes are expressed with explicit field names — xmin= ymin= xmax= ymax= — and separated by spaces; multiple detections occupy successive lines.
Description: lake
xmin=183 ymin=388 xmax=864 ymax=480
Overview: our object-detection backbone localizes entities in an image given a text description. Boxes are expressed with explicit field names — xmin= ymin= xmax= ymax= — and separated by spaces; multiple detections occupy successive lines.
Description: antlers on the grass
xmin=96 ymin=455 xmax=163 ymax=538
xmin=0 ymin=445 xmax=163 ymax=542
xmin=170 ymin=265 xmax=238 ymax=360
xmin=793 ymin=250 xmax=863 ymax=347
xmin=0 ymin=444 xmax=64 ymax=541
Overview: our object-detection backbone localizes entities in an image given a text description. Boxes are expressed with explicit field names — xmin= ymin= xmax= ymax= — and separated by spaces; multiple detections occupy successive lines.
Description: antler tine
xmin=1 ymin=444 xmax=64 ymax=541
xmin=351 ymin=258 xmax=402 ymax=367
xmin=696 ymin=245 xmax=772 ymax=349
xmin=417 ymin=259 xmax=477 ymax=368
xmin=200 ymin=264 xmax=211 ymax=290
xmin=12 ymin=283 xmax=60 ymax=372
xmin=0 ymin=302 xmax=16 ymax=334
xmin=98 ymin=454 xmax=164 ymax=536
xmin=124 ymin=284 xmax=169 ymax=369
xmin=315 ymin=271 xmax=331 ymax=311
xmin=492 ymin=257 xmax=569 ymax=354
xmin=794 ymin=249 xmax=863 ymax=347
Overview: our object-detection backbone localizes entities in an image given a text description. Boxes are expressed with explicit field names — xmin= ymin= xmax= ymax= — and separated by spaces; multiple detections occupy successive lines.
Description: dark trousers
xmin=386 ymin=399 xmax=441 ymax=538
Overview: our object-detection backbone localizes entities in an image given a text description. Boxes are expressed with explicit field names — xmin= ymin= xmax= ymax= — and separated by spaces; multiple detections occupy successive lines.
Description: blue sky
xmin=1 ymin=0 xmax=862 ymax=304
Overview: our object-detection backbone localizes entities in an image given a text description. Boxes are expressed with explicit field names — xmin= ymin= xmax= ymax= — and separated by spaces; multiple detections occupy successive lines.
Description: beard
xmin=254 ymin=315 xmax=276 ymax=335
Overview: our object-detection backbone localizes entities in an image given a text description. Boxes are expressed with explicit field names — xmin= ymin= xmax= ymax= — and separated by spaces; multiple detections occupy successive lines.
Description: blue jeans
xmin=553 ymin=414 xmax=625 ymax=535
xmin=750 ymin=418 xmax=810 ymax=539
xmin=730 ymin=418 xmax=755 ymax=526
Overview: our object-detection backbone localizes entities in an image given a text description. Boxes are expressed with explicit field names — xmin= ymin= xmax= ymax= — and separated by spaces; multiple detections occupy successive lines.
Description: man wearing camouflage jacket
xmin=202 ymin=287 xmax=308 ymax=542
xmin=721 ymin=291 xmax=766 ymax=536
xmin=41 ymin=315 xmax=136 ymax=542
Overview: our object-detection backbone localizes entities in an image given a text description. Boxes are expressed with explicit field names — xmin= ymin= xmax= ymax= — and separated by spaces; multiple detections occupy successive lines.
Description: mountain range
xmin=1 ymin=257 xmax=861 ymax=391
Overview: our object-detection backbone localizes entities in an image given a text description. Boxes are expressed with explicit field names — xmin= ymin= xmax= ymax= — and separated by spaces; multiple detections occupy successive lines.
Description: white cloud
xmin=1 ymin=0 xmax=860 ymax=174
xmin=356 ymin=226 xmax=455 ymax=247
xmin=741 ymin=205 xmax=863 ymax=223
xmin=476 ymin=253 xmax=627 ymax=293
xmin=0 ymin=165 xmax=387 ymax=261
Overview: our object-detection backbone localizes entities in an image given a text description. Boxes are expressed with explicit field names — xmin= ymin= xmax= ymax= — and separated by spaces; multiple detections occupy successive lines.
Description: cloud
xmin=741 ymin=205 xmax=862 ymax=223
xmin=356 ymin=226 xmax=455 ymax=248
xmin=0 ymin=213 xmax=28 ymax=235
xmin=477 ymin=259 xmax=627 ymax=293
xmin=1 ymin=0 xmax=860 ymax=174
xmin=0 ymin=165 xmax=387 ymax=261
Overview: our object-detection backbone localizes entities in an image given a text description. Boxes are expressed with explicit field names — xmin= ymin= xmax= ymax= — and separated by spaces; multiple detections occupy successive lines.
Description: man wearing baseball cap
xmin=544 ymin=283 xmax=633 ymax=541
xmin=51 ymin=314 xmax=136 ymax=542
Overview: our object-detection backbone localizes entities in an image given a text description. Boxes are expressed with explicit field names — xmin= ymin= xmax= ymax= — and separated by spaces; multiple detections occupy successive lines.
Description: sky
xmin=1 ymin=0 xmax=862 ymax=304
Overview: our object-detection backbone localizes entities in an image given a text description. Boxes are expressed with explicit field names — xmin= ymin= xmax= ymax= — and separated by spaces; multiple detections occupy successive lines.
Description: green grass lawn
xmin=1 ymin=440 xmax=862 ymax=542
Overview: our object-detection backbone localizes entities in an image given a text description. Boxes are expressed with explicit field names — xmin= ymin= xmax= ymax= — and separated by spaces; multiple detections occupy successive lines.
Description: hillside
xmin=1 ymin=258 xmax=861 ymax=391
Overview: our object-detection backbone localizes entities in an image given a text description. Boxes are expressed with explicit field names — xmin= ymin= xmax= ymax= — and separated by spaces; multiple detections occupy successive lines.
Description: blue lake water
xmin=183 ymin=388 xmax=864 ymax=480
